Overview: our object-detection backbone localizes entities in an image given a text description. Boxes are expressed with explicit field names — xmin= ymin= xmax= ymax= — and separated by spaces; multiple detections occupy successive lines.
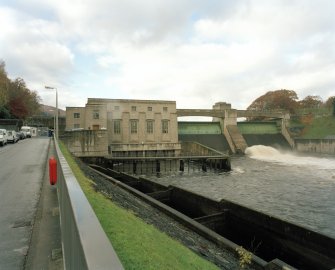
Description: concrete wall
xmin=180 ymin=141 xmax=225 ymax=156
xmin=178 ymin=122 xmax=222 ymax=135
xmin=54 ymin=139 xmax=124 ymax=269
xmin=237 ymin=121 xmax=279 ymax=134
xmin=179 ymin=134 xmax=231 ymax=153
xmin=295 ymin=139 xmax=335 ymax=154
xmin=62 ymin=130 xmax=108 ymax=157
xmin=66 ymin=107 xmax=86 ymax=130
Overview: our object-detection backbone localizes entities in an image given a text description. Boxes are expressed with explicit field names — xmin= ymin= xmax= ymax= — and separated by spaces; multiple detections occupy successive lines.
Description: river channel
xmin=149 ymin=145 xmax=335 ymax=239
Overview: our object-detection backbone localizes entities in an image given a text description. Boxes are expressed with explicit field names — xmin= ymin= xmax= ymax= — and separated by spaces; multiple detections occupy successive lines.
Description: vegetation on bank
xmin=297 ymin=115 xmax=335 ymax=139
xmin=247 ymin=89 xmax=335 ymax=114
xmin=245 ymin=89 xmax=335 ymax=139
xmin=59 ymin=142 xmax=219 ymax=270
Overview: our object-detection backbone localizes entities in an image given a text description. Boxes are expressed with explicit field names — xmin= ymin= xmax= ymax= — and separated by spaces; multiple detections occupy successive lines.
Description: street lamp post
xmin=48 ymin=109 xmax=55 ymax=134
xmin=45 ymin=86 xmax=58 ymax=139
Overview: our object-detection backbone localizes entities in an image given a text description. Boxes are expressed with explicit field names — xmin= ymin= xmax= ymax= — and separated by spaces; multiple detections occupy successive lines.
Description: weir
xmin=88 ymin=164 xmax=335 ymax=270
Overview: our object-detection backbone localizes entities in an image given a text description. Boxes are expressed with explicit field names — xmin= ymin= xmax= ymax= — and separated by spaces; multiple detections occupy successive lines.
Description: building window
xmin=147 ymin=120 xmax=154 ymax=134
xmin=131 ymin=106 xmax=136 ymax=112
xmin=163 ymin=107 xmax=168 ymax=112
xmin=93 ymin=110 xmax=99 ymax=119
xmin=114 ymin=120 xmax=121 ymax=134
xmin=148 ymin=106 xmax=152 ymax=111
xmin=162 ymin=120 xmax=169 ymax=134
xmin=114 ymin=106 xmax=120 ymax=110
xmin=74 ymin=113 xmax=80 ymax=118
xmin=74 ymin=124 xmax=80 ymax=129
xmin=130 ymin=120 xmax=138 ymax=134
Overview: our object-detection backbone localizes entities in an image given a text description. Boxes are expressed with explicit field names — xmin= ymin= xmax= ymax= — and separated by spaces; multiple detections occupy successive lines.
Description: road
xmin=0 ymin=138 xmax=50 ymax=269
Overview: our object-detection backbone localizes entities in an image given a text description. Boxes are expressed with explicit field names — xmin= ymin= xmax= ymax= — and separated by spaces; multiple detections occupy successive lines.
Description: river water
xmin=150 ymin=145 xmax=335 ymax=239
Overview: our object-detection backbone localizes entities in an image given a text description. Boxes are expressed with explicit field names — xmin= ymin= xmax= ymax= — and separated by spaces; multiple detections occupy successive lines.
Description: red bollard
xmin=49 ymin=156 xmax=57 ymax=185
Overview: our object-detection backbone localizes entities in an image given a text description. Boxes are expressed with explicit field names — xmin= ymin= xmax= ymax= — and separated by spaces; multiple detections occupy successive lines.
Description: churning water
xmin=150 ymin=145 xmax=335 ymax=238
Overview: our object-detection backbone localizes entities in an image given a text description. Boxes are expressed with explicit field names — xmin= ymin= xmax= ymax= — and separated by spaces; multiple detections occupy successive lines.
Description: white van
xmin=0 ymin=129 xmax=8 ymax=146
xmin=7 ymin=130 xmax=18 ymax=143
xmin=21 ymin=126 xmax=31 ymax=138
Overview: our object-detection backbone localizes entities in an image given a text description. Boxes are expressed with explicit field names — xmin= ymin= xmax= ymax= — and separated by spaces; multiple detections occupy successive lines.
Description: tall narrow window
xmin=163 ymin=107 xmax=168 ymax=112
xmin=148 ymin=106 xmax=152 ymax=111
xmin=162 ymin=120 xmax=169 ymax=134
xmin=74 ymin=113 xmax=80 ymax=118
xmin=131 ymin=106 xmax=136 ymax=112
xmin=130 ymin=120 xmax=138 ymax=134
xmin=147 ymin=120 xmax=154 ymax=134
xmin=93 ymin=110 xmax=99 ymax=119
xmin=114 ymin=120 xmax=121 ymax=134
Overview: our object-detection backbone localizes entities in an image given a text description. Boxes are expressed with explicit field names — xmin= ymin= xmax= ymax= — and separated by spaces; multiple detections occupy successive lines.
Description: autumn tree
xmin=247 ymin=89 xmax=299 ymax=113
xmin=324 ymin=96 xmax=335 ymax=108
xmin=0 ymin=60 xmax=41 ymax=119
xmin=324 ymin=96 xmax=335 ymax=116
xmin=299 ymin=95 xmax=323 ymax=108
xmin=0 ymin=60 xmax=10 ymax=118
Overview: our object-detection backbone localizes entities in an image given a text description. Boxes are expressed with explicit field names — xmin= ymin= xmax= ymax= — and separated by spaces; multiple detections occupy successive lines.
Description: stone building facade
xmin=66 ymin=98 xmax=181 ymax=157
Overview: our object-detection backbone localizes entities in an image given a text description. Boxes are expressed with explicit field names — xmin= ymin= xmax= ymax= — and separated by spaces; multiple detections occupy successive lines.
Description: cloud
xmin=1 ymin=0 xmax=335 ymax=110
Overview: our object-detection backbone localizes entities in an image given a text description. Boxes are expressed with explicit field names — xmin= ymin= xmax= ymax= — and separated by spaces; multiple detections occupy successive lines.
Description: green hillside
xmin=290 ymin=116 xmax=335 ymax=139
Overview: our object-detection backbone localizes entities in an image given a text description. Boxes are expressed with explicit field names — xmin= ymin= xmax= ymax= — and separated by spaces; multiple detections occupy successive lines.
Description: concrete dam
xmin=178 ymin=121 xmax=292 ymax=154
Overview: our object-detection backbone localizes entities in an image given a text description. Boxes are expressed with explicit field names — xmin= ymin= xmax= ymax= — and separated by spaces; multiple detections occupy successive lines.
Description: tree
xmin=0 ymin=61 xmax=41 ymax=119
xmin=324 ymin=96 xmax=335 ymax=108
xmin=247 ymin=89 xmax=299 ymax=113
xmin=299 ymin=95 xmax=323 ymax=108
xmin=0 ymin=60 xmax=9 ymax=109
xmin=325 ymin=96 xmax=335 ymax=116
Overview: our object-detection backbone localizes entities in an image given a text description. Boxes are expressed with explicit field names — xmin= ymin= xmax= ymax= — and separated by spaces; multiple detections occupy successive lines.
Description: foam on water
xmin=245 ymin=145 xmax=335 ymax=170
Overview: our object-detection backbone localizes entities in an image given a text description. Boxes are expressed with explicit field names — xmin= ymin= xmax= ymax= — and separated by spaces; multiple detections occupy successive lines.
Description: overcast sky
xmin=1 ymin=0 xmax=335 ymax=111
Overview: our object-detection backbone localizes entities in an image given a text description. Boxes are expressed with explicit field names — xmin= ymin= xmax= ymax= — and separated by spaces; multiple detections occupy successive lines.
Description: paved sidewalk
xmin=25 ymin=139 xmax=63 ymax=270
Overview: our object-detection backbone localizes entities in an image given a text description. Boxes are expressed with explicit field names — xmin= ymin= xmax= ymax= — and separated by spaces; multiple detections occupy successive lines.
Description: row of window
xmin=73 ymin=120 xmax=169 ymax=134
xmin=73 ymin=106 xmax=169 ymax=119
xmin=128 ymin=106 xmax=169 ymax=112
xmin=75 ymin=111 xmax=100 ymax=119
xmin=114 ymin=120 xmax=169 ymax=134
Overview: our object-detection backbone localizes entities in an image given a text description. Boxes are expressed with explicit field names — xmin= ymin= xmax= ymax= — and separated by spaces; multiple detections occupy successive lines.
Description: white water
xmin=152 ymin=146 xmax=335 ymax=238
xmin=245 ymin=145 xmax=335 ymax=170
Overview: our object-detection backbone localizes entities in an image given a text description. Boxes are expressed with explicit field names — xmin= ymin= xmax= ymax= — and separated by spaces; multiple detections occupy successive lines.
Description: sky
xmin=1 ymin=0 xmax=335 ymax=111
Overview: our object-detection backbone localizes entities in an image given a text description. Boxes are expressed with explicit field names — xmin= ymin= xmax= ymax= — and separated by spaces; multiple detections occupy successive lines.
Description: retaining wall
xmin=55 ymin=138 xmax=124 ymax=269
xmin=295 ymin=139 xmax=335 ymax=154
xmin=61 ymin=130 xmax=108 ymax=157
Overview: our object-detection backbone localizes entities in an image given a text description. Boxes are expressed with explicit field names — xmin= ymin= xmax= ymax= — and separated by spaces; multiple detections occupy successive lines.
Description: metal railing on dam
xmin=54 ymin=138 xmax=124 ymax=270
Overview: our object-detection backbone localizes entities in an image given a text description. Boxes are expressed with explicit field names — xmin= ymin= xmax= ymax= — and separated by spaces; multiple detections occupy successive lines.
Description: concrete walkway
xmin=25 ymin=138 xmax=63 ymax=269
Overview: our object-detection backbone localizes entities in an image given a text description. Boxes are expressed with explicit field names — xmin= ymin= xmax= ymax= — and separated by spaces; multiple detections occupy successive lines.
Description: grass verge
xmin=301 ymin=116 xmax=335 ymax=139
xmin=59 ymin=142 xmax=219 ymax=270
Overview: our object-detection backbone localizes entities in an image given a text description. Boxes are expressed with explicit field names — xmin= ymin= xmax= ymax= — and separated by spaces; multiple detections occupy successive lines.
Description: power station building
xmin=66 ymin=98 xmax=181 ymax=157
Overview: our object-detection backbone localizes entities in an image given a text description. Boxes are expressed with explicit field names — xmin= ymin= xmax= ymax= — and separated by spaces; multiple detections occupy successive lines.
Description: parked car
xmin=17 ymin=131 xmax=26 ymax=140
xmin=0 ymin=129 xmax=8 ymax=146
xmin=7 ymin=130 xmax=19 ymax=143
